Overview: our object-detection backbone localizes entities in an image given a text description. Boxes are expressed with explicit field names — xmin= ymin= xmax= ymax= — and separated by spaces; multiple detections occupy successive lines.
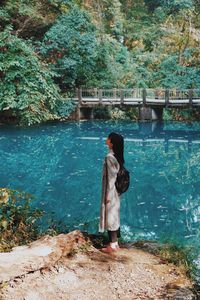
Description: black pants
xmin=108 ymin=227 xmax=121 ymax=243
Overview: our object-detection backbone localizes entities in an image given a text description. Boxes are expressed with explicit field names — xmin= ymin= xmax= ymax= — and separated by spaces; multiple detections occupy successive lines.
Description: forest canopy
xmin=0 ymin=0 xmax=200 ymax=124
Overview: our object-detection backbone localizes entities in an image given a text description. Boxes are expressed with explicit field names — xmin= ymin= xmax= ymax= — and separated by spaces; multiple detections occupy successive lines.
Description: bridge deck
xmin=72 ymin=89 xmax=200 ymax=107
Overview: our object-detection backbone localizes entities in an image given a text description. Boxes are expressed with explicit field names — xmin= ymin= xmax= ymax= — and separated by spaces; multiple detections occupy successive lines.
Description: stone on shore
xmin=0 ymin=230 xmax=87 ymax=283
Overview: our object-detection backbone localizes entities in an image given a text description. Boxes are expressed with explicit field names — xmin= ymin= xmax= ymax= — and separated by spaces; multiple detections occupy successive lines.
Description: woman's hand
xmin=106 ymin=199 xmax=111 ymax=204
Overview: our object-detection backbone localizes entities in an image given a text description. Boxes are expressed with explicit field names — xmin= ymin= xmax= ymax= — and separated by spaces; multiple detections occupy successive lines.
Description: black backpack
xmin=115 ymin=166 xmax=130 ymax=195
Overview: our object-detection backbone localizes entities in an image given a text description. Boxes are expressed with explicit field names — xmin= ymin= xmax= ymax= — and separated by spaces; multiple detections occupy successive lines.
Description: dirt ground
xmin=0 ymin=245 xmax=195 ymax=300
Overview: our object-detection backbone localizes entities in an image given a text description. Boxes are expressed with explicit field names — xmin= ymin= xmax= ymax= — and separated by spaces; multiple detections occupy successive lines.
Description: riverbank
xmin=0 ymin=230 xmax=198 ymax=300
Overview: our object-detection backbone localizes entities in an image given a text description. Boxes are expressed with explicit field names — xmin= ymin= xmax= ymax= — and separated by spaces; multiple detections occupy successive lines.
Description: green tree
xmin=40 ymin=6 xmax=97 ymax=90
xmin=152 ymin=53 xmax=200 ymax=88
xmin=0 ymin=0 xmax=74 ymax=39
xmin=78 ymin=0 xmax=124 ymax=41
xmin=1 ymin=0 xmax=200 ymax=99
xmin=144 ymin=0 xmax=193 ymax=14
xmin=0 ymin=28 xmax=74 ymax=125
xmin=88 ymin=35 xmax=134 ymax=88
xmin=100 ymin=0 xmax=124 ymax=41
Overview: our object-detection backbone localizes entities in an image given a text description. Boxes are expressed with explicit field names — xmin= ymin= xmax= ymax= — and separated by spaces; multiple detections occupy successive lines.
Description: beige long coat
xmin=99 ymin=150 xmax=120 ymax=232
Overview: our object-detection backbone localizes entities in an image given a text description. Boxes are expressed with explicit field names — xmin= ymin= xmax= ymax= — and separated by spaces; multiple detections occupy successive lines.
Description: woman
xmin=99 ymin=132 xmax=124 ymax=253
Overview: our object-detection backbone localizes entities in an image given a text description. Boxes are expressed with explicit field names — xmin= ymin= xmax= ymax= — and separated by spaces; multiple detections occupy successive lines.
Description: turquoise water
xmin=0 ymin=121 xmax=200 ymax=265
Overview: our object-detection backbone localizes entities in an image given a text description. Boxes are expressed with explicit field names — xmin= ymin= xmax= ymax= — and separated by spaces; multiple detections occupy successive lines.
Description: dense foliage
xmin=0 ymin=0 xmax=200 ymax=124
xmin=0 ymin=188 xmax=43 ymax=251
xmin=40 ymin=7 xmax=97 ymax=89
xmin=0 ymin=187 xmax=70 ymax=251
xmin=0 ymin=28 xmax=76 ymax=125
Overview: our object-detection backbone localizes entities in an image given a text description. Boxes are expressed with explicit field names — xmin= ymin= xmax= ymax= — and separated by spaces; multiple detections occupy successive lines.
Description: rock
xmin=0 ymin=230 xmax=87 ymax=283
xmin=167 ymin=286 xmax=195 ymax=300
xmin=0 ymin=232 xmax=197 ymax=300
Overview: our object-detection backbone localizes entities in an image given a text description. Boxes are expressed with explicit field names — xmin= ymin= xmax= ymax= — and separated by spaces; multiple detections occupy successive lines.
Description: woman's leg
xmin=108 ymin=230 xmax=118 ymax=243
xmin=108 ymin=227 xmax=120 ymax=242
xmin=117 ymin=227 xmax=121 ymax=238
xmin=107 ymin=229 xmax=120 ymax=249
xmin=101 ymin=229 xmax=120 ymax=252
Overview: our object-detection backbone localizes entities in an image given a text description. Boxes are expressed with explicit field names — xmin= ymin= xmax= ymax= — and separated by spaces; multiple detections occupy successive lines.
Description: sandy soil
xmin=0 ymin=245 xmax=194 ymax=300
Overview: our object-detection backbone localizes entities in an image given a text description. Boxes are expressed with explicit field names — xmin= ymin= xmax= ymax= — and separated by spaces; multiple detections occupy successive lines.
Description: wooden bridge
xmin=71 ymin=88 xmax=200 ymax=120
xmin=73 ymin=88 xmax=200 ymax=106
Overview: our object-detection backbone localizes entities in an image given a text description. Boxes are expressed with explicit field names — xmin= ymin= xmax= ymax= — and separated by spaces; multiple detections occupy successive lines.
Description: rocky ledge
xmin=0 ymin=230 xmax=197 ymax=300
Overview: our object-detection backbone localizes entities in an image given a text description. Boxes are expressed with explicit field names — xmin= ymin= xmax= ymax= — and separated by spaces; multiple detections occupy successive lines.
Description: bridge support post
xmin=139 ymin=107 xmax=151 ymax=120
xmin=165 ymin=89 xmax=170 ymax=106
xmin=120 ymin=90 xmax=124 ymax=105
xmin=189 ymin=89 xmax=193 ymax=107
xmin=79 ymin=107 xmax=94 ymax=120
xmin=151 ymin=107 xmax=163 ymax=120
xmin=99 ymin=89 xmax=102 ymax=105
xmin=76 ymin=88 xmax=82 ymax=120
xmin=76 ymin=107 xmax=81 ymax=120
xmin=142 ymin=89 xmax=147 ymax=106
xmin=139 ymin=107 xmax=163 ymax=121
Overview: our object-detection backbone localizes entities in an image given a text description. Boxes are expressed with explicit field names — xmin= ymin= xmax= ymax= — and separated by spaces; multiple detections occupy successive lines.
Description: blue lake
xmin=0 ymin=120 xmax=200 ymax=271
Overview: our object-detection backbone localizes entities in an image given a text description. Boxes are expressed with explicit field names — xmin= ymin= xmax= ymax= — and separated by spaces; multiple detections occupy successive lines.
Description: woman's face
xmin=106 ymin=137 xmax=113 ymax=149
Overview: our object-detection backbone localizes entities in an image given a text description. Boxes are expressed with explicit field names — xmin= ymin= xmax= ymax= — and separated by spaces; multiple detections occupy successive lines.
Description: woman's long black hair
xmin=108 ymin=132 xmax=124 ymax=167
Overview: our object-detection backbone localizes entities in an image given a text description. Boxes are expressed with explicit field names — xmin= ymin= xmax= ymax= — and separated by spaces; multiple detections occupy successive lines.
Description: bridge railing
xmin=79 ymin=89 xmax=142 ymax=104
xmin=81 ymin=89 xmax=99 ymax=101
xmin=124 ymin=89 xmax=143 ymax=103
xmin=146 ymin=89 xmax=165 ymax=103
xmin=169 ymin=89 xmax=190 ymax=104
xmin=102 ymin=89 xmax=121 ymax=103
xmin=73 ymin=88 xmax=200 ymax=106
xmin=193 ymin=89 xmax=200 ymax=102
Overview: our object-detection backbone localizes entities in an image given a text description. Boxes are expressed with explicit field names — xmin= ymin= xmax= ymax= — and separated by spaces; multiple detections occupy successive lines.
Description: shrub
xmin=0 ymin=188 xmax=44 ymax=251
xmin=109 ymin=107 xmax=128 ymax=120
